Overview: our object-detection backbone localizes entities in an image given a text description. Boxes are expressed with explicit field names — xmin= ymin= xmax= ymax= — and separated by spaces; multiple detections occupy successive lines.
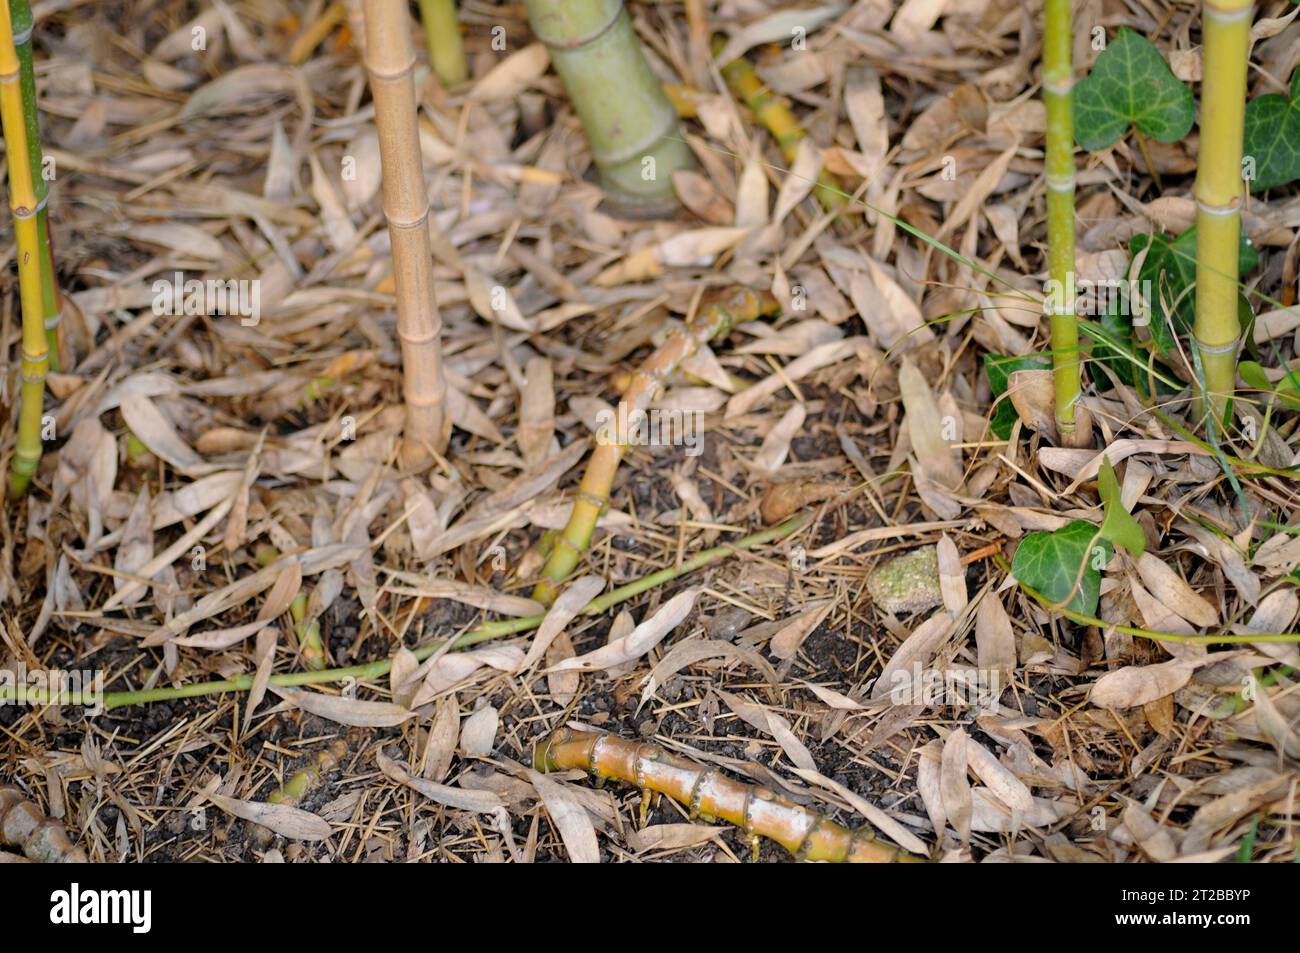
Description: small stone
xmin=866 ymin=546 xmax=943 ymax=615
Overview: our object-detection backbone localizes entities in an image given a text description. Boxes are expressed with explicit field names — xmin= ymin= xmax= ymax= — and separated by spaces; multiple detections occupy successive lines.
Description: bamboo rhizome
xmin=524 ymin=0 xmax=694 ymax=210
xmin=1193 ymin=0 xmax=1252 ymax=426
xmin=416 ymin=0 xmax=467 ymax=87
xmin=362 ymin=0 xmax=450 ymax=463
xmin=1042 ymin=0 xmax=1088 ymax=447
xmin=0 ymin=786 xmax=86 ymax=862
xmin=534 ymin=728 xmax=919 ymax=863
xmin=531 ymin=287 xmax=778 ymax=606
xmin=0 ymin=0 xmax=48 ymax=498
xmin=8 ymin=0 xmax=59 ymax=372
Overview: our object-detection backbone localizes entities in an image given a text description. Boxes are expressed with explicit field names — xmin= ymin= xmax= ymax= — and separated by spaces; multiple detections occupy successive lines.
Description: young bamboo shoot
xmin=416 ymin=0 xmax=467 ymax=87
xmin=363 ymin=0 xmax=450 ymax=462
xmin=524 ymin=0 xmax=694 ymax=209
xmin=0 ymin=786 xmax=86 ymax=862
xmin=1043 ymin=0 xmax=1084 ymax=445
xmin=531 ymin=287 xmax=778 ymax=606
xmin=1193 ymin=0 xmax=1252 ymax=424
xmin=534 ymin=728 xmax=918 ymax=862
xmin=1 ymin=0 xmax=48 ymax=497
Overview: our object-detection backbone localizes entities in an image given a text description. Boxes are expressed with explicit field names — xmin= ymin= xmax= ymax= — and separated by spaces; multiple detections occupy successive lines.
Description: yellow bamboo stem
xmin=1194 ymin=0 xmax=1252 ymax=425
xmin=532 ymin=288 xmax=777 ymax=605
xmin=362 ymin=0 xmax=450 ymax=463
xmin=1 ymin=1 xmax=47 ymax=498
xmin=534 ymin=728 xmax=918 ymax=862
xmin=717 ymin=45 xmax=846 ymax=214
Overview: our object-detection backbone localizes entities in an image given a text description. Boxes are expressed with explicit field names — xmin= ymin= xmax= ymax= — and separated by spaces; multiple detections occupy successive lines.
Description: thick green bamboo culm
xmin=1 ymin=1 xmax=48 ymax=498
xmin=1043 ymin=0 xmax=1079 ymax=440
xmin=524 ymin=0 xmax=693 ymax=209
xmin=1193 ymin=0 xmax=1252 ymax=424
xmin=8 ymin=0 xmax=59 ymax=372
xmin=416 ymin=0 xmax=467 ymax=86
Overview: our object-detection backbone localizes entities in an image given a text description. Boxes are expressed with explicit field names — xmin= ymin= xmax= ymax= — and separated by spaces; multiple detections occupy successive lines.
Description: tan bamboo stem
xmin=363 ymin=0 xmax=450 ymax=463
xmin=532 ymin=287 xmax=778 ymax=606
xmin=0 ymin=786 xmax=86 ymax=862
xmin=534 ymin=728 xmax=918 ymax=862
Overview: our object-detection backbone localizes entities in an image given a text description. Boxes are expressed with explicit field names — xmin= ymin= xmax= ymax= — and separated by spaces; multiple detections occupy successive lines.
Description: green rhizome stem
xmin=1193 ymin=0 xmax=1252 ymax=425
xmin=416 ymin=0 xmax=467 ymax=86
xmin=1043 ymin=0 xmax=1080 ymax=439
xmin=523 ymin=0 xmax=693 ymax=209
xmin=9 ymin=0 xmax=59 ymax=372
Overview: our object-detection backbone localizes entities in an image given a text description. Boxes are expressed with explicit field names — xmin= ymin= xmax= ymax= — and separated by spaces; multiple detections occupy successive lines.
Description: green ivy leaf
xmin=984 ymin=353 xmax=1051 ymax=440
xmin=1239 ymin=360 xmax=1300 ymax=411
xmin=1011 ymin=520 xmax=1111 ymax=617
xmin=1127 ymin=227 xmax=1258 ymax=352
xmin=1096 ymin=457 xmax=1144 ymax=558
xmin=1074 ymin=29 xmax=1195 ymax=151
xmin=1242 ymin=68 xmax=1300 ymax=192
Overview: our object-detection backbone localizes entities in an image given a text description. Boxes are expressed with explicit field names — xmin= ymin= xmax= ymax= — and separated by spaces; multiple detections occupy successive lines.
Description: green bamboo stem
xmin=1043 ymin=0 xmax=1080 ymax=440
xmin=8 ymin=0 xmax=58 ymax=372
xmin=1 ymin=1 xmax=47 ymax=498
xmin=417 ymin=0 xmax=467 ymax=86
xmin=2 ymin=513 xmax=810 ymax=711
xmin=1194 ymin=0 xmax=1252 ymax=425
xmin=524 ymin=0 xmax=693 ymax=209
xmin=532 ymin=287 xmax=779 ymax=606
xmin=256 ymin=545 xmax=327 ymax=670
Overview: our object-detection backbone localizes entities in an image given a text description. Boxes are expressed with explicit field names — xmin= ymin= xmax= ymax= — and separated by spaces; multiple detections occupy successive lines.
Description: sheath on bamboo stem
xmin=531 ymin=287 xmax=778 ymax=606
xmin=363 ymin=0 xmax=450 ymax=463
xmin=534 ymin=728 xmax=918 ymax=863
xmin=0 ymin=786 xmax=86 ymax=862
xmin=1193 ymin=0 xmax=1251 ymax=425
xmin=1 ymin=1 xmax=48 ymax=498
xmin=9 ymin=0 xmax=59 ymax=371
xmin=524 ymin=0 xmax=693 ymax=210
xmin=417 ymin=0 xmax=467 ymax=86
xmin=1043 ymin=0 xmax=1086 ymax=446
xmin=717 ymin=46 xmax=846 ymax=215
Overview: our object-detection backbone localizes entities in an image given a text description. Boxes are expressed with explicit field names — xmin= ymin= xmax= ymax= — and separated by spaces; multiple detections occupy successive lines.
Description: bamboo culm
xmin=363 ymin=0 xmax=450 ymax=463
xmin=1043 ymin=0 xmax=1082 ymax=443
xmin=8 ymin=0 xmax=59 ymax=372
xmin=417 ymin=0 xmax=467 ymax=86
xmin=1193 ymin=0 xmax=1252 ymax=424
xmin=524 ymin=0 xmax=693 ymax=209
xmin=1 ymin=0 xmax=48 ymax=498
xmin=0 ymin=787 xmax=86 ymax=862
xmin=531 ymin=287 xmax=779 ymax=606
xmin=533 ymin=728 xmax=919 ymax=863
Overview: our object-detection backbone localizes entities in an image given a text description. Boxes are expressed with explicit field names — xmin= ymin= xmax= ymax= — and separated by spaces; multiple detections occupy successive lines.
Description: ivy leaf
xmin=1011 ymin=520 xmax=1111 ymax=617
xmin=1126 ymin=227 xmax=1257 ymax=352
xmin=984 ymin=353 xmax=1050 ymax=440
xmin=1239 ymin=360 xmax=1300 ymax=411
xmin=1074 ymin=29 xmax=1195 ymax=151
xmin=1242 ymin=68 xmax=1300 ymax=192
xmin=1096 ymin=457 xmax=1144 ymax=558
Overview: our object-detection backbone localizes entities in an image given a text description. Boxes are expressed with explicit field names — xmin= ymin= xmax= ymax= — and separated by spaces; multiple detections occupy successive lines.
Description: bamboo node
xmin=530 ymin=3 xmax=624 ymax=50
